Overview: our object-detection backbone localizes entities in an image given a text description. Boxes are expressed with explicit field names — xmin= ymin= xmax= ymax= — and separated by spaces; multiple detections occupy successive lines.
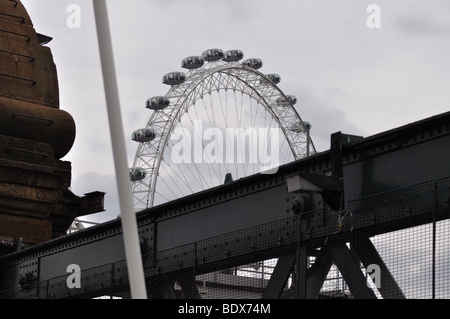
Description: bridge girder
xmin=1 ymin=111 xmax=450 ymax=299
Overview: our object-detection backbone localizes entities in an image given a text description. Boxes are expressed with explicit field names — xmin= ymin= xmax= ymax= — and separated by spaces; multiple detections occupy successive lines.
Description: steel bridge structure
xmin=1 ymin=111 xmax=450 ymax=299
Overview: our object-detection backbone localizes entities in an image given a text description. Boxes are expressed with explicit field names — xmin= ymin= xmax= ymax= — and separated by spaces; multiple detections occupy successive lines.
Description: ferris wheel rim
xmin=132 ymin=58 xmax=315 ymax=210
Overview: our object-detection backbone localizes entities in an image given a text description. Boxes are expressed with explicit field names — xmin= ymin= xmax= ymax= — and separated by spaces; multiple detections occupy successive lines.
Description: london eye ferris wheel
xmin=129 ymin=48 xmax=316 ymax=211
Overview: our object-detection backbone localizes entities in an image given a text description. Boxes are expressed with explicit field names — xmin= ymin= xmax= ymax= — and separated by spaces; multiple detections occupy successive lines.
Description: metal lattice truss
xmin=131 ymin=60 xmax=316 ymax=210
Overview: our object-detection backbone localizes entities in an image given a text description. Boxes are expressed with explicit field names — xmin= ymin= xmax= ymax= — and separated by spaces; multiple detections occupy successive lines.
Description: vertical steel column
xmin=330 ymin=132 xmax=344 ymax=210
xmin=432 ymin=180 xmax=437 ymax=299
xmin=92 ymin=0 xmax=147 ymax=299
xmin=110 ymin=263 xmax=115 ymax=299
xmin=295 ymin=215 xmax=307 ymax=299
xmin=295 ymin=245 xmax=307 ymax=299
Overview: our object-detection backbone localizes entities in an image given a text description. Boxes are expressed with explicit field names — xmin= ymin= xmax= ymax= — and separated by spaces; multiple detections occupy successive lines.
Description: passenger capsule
xmin=304 ymin=121 xmax=312 ymax=131
xmin=132 ymin=128 xmax=156 ymax=143
xmin=129 ymin=167 xmax=147 ymax=182
xmin=146 ymin=96 xmax=170 ymax=110
xmin=289 ymin=121 xmax=302 ymax=132
xmin=241 ymin=58 xmax=263 ymax=69
xmin=276 ymin=95 xmax=297 ymax=105
xmin=289 ymin=121 xmax=311 ymax=133
xmin=265 ymin=74 xmax=281 ymax=84
xmin=222 ymin=49 xmax=244 ymax=62
xmin=201 ymin=48 xmax=224 ymax=61
xmin=181 ymin=56 xmax=204 ymax=69
xmin=162 ymin=72 xmax=186 ymax=86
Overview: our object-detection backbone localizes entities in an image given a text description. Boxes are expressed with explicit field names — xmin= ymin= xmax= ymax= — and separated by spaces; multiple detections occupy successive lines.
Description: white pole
xmin=92 ymin=0 xmax=147 ymax=299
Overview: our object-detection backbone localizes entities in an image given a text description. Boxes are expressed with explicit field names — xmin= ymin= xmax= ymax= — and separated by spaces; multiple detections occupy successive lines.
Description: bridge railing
xmin=1 ymin=176 xmax=449 ymax=299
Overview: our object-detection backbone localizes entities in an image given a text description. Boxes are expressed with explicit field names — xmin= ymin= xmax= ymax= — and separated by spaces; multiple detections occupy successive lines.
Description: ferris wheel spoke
xmin=184 ymin=107 xmax=217 ymax=186
xmin=131 ymin=49 xmax=315 ymax=209
xmin=200 ymin=95 xmax=224 ymax=181
xmin=157 ymin=173 xmax=183 ymax=200
xmin=169 ymin=123 xmax=208 ymax=191
xmin=154 ymin=190 xmax=172 ymax=204
xmin=210 ymin=90 xmax=230 ymax=177
xmin=238 ymin=91 xmax=244 ymax=128
xmin=161 ymin=162 xmax=193 ymax=195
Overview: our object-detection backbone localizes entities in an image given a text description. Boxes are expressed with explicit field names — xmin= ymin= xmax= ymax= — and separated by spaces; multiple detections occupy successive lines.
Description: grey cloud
xmin=393 ymin=13 xmax=450 ymax=36
xmin=290 ymin=87 xmax=363 ymax=152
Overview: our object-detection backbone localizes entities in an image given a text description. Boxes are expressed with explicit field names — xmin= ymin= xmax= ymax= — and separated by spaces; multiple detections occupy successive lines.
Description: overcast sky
xmin=20 ymin=0 xmax=450 ymax=224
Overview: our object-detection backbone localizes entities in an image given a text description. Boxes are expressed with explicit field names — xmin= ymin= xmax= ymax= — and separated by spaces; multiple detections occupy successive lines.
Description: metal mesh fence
xmin=190 ymin=220 xmax=449 ymax=299
xmin=370 ymin=223 xmax=434 ymax=298
xmin=173 ymin=176 xmax=449 ymax=299
xmin=194 ymin=260 xmax=276 ymax=299
xmin=3 ymin=177 xmax=448 ymax=299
